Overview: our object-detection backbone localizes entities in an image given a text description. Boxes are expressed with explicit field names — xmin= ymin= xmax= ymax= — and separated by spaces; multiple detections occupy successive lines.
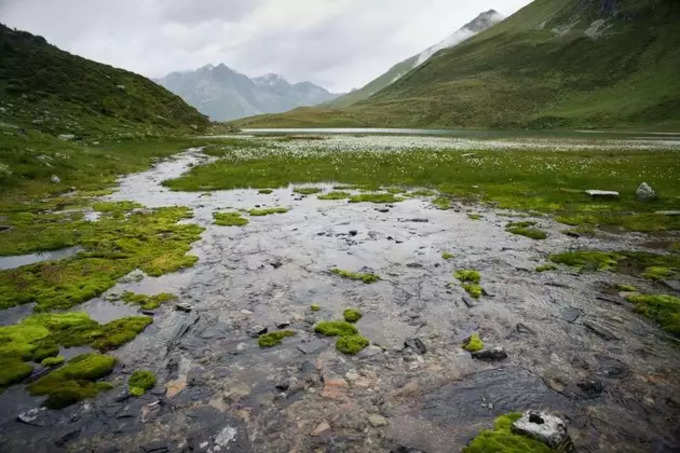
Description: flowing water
xmin=1 ymin=146 xmax=679 ymax=452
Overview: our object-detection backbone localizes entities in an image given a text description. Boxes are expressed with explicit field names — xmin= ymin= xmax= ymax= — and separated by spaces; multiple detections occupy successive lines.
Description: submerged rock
xmin=511 ymin=410 xmax=572 ymax=451
xmin=635 ymin=182 xmax=657 ymax=201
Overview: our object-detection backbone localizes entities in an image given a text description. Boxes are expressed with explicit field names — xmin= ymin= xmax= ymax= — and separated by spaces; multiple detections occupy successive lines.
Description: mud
xmin=1 ymin=147 xmax=679 ymax=452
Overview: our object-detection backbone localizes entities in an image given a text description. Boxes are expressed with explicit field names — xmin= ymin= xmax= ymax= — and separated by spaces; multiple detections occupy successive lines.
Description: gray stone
xmin=585 ymin=189 xmax=619 ymax=199
xmin=471 ymin=347 xmax=508 ymax=361
xmin=635 ymin=182 xmax=657 ymax=201
xmin=175 ymin=302 xmax=193 ymax=313
xmin=584 ymin=320 xmax=619 ymax=341
xmin=404 ymin=337 xmax=427 ymax=354
xmin=50 ymin=174 xmax=61 ymax=184
xmin=511 ymin=410 xmax=572 ymax=450
xmin=248 ymin=325 xmax=267 ymax=338
xmin=661 ymin=280 xmax=680 ymax=291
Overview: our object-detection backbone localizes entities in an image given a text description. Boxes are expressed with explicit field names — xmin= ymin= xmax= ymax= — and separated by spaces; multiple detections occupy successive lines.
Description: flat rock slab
xmin=585 ymin=190 xmax=619 ymax=198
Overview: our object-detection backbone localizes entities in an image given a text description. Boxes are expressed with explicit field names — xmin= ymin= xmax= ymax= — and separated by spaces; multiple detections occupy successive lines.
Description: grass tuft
xmin=331 ymin=268 xmax=380 ymax=284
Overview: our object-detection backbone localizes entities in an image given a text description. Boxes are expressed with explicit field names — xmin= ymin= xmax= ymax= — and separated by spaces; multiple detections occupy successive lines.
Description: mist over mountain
xmin=156 ymin=64 xmax=340 ymax=121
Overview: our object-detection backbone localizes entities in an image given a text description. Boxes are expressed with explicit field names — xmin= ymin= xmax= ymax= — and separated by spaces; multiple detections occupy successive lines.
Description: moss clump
xmin=122 ymin=291 xmax=176 ymax=310
xmin=626 ymin=294 xmax=680 ymax=336
xmin=549 ymin=250 xmax=622 ymax=271
xmin=41 ymin=355 xmax=65 ymax=367
xmin=348 ymin=193 xmax=402 ymax=204
xmin=310 ymin=304 xmax=321 ymax=312
xmin=294 ymin=187 xmax=322 ymax=195
xmin=331 ymin=268 xmax=380 ymax=284
xmin=468 ymin=213 xmax=482 ymax=220
xmin=0 ymin=359 xmax=33 ymax=387
xmin=463 ymin=333 xmax=484 ymax=352
xmin=128 ymin=369 xmax=156 ymax=396
xmin=463 ymin=412 xmax=555 ymax=453
xmin=258 ymin=189 xmax=273 ymax=194
xmin=463 ymin=283 xmax=483 ymax=299
xmin=433 ymin=197 xmax=451 ymax=210
xmin=442 ymin=252 xmax=455 ymax=260
xmin=455 ymin=270 xmax=481 ymax=284
xmin=318 ymin=191 xmax=351 ymax=200
xmin=336 ymin=335 xmax=369 ymax=355
xmin=27 ymin=353 xmax=116 ymax=408
xmin=535 ymin=263 xmax=558 ymax=272
xmin=214 ymin=211 xmax=249 ymax=226
xmin=91 ymin=316 xmax=152 ymax=351
xmin=616 ymin=284 xmax=637 ymax=292
xmin=506 ymin=221 xmax=547 ymax=240
xmin=258 ymin=330 xmax=296 ymax=348
xmin=315 ymin=321 xmax=358 ymax=337
xmin=343 ymin=308 xmax=362 ymax=323
xmin=642 ymin=266 xmax=674 ymax=281
xmin=248 ymin=207 xmax=289 ymax=216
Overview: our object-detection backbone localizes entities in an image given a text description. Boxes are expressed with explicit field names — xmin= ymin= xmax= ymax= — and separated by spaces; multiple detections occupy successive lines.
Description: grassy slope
xmin=0 ymin=24 xmax=209 ymax=137
xmin=233 ymin=0 xmax=680 ymax=130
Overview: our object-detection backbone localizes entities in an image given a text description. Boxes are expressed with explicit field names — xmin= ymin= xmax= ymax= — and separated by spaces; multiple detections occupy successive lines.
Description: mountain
xmin=234 ymin=0 xmax=680 ymax=130
xmin=327 ymin=10 xmax=504 ymax=108
xmin=156 ymin=64 xmax=340 ymax=121
xmin=0 ymin=24 xmax=209 ymax=137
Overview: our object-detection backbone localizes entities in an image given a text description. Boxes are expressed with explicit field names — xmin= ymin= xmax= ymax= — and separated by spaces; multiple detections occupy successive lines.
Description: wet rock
xmin=311 ymin=421 xmax=330 ymax=436
xmin=404 ymin=337 xmax=427 ymax=354
xmin=141 ymin=440 xmax=169 ymax=453
xmin=17 ymin=408 xmax=46 ymax=426
xmin=511 ymin=410 xmax=572 ymax=451
xmin=296 ymin=338 xmax=326 ymax=355
xmin=585 ymin=189 xmax=619 ymax=199
xmin=406 ymin=263 xmax=423 ymax=268
xmin=376 ymin=208 xmax=390 ymax=213
xmin=270 ymin=260 xmax=283 ymax=269
xmin=248 ymin=325 xmax=268 ymax=338
xmin=349 ymin=230 xmax=358 ymax=236
xmin=141 ymin=309 xmax=156 ymax=316
xmin=584 ymin=320 xmax=619 ymax=341
xmin=368 ymin=414 xmax=388 ymax=427
xmin=214 ymin=425 xmax=238 ymax=448
xmin=50 ymin=174 xmax=61 ymax=183
xmin=358 ymin=345 xmax=383 ymax=358
xmin=54 ymin=429 xmax=81 ymax=448
xmin=275 ymin=320 xmax=290 ymax=329
xmin=516 ymin=323 xmax=535 ymax=335
xmin=635 ymin=182 xmax=657 ymax=201
xmin=471 ymin=347 xmax=508 ymax=361
xmin=577 ymin=379 xmax=604 ymax=398
xmin=462 ymin=296 xmax=476 ymax=308
xmin=560 ymin=307 xmax=581 ymax=323
xmin=175 ymin=302 xmax=192 ymax=312
xmin=661 ymin=280 xmax=680 ymax=292
xmin=596 ymin=356 xmax=629 ymax=378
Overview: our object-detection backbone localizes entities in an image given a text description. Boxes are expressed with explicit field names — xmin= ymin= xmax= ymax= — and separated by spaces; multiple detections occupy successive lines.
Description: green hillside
xmin=0 ymin=24 xmax=209 ymax=137
xmin=234 ymin=0 xmax=680 ymax=130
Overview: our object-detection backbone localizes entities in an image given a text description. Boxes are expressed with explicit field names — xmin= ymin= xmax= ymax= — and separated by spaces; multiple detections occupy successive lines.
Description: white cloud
xmin=0 ymin=0 xmax=532 ymax=92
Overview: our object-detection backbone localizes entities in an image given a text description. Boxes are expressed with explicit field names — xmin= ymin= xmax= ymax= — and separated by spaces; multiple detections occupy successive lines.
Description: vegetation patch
xmin=463 ymin=333 xmax=485 ymax=352
xmin=343 ymin=308 xmax=362 ymax=323
xmin=27 ymin=353 xmax=115 ymax=409
xmin=293 ymin=187 xmax=323 ymax=195
xmin=455 ymin=269 xmax=483 ymax=298
xmin=536 ymin=263 xmax=558 ymax=272
xmin=315 ymin=320 xmax=369 ymax=355
xmin=550 ymin=251 xmax=622 ymax=271
xmin=314 ymin=321 xmax=358 ymax=337
xmin=626 ymin=294 xmax=680 ymax=336
xmin=506 ymin=221 xmax=547 ymax=240
xmin=468 ymin=213 xmax=482 ymax=221
xmin=348 ymin=193 xmax=402 ymax=204
xmin=642 ymin=266 xmax=674 ymax=281
xmin=336 ymin=335 xmax=370 ymax=355
xmin=258 ymin=189 xmax=273 ymax=194
xmin=0 ymin=203 xmax=203 ymax=311
xmin=442 ymin=252 xmax=455 ymax=260
xmin=310 ymin=304 xmax=321 ymax=312
xmin=258 ymin=330 xmax=296 ymax=348
xmin=121 ymin=291 xmax=176 ymax=310
xmin=550 ymin=250 xmax=680 ymax=278
xmin=408 ymin=189 xmax=436 ymax=197
xmin=248 ymin=207 xmax=289 ymax=216
xmin=616 ymin=284 xmax=637 ymax=292
xmin=432 ymin=197 xmax=451 ymax=210
xmin=90 ymin=316 xmax=152 ymax=351
xmin=41 ymin=355 xmax=65 ymax=367
xmin=331 ymin=268 xmax=380 ymax=284
xmin=318 ymin=191 xmax=351 ymax=200
xmin=128 ymin=369 xmax=156 ymax=396
xmin=463 ymin=412 xmax=554 ymax=453
xmin=214 ymin=211 xmax=249 ymax=226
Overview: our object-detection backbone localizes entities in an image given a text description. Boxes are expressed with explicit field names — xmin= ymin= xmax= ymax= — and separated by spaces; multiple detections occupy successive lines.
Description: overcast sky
xmin=0 ymin=0 xmax=532 ymax=92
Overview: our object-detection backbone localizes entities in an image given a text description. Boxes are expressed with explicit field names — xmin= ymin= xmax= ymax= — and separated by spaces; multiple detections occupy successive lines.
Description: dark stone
xmin=276 ymin=321 xmax=290 ymax=329
xmin=141 ymin=309 xmax=156 ymax=316
xmin=406 ymin=263 xmax=423 ymax=268
xmin=471 ymin=347 xmax=508 ymax=361
xmin=349 ymin=230 xmax=358 ymax=236
xmin=270 ymin=260 xmax=283 ymax=269
xmin=141 ymin=441 xmax=169 ymax=453
xmin=0 ymin=225 xmax=11 ymax=232
xmin=560 ymin=307 xmax=581 ymax=323
xmin=577 ymin=379 xmax=604 ymax=398
xmin=516 ymin=323 xmax=535 ymax=335
xmin=404 ymin=337 xmax=427 ymax=354
xmin=405 ymin=218 xmax=428 ymax=223
xmin=248 ymin=325 xmax=268 ymax=338
xmin=175 ymin=302 xmax=192 ymax=313
xmin=462 ymin=296 xmax=476 ymax=308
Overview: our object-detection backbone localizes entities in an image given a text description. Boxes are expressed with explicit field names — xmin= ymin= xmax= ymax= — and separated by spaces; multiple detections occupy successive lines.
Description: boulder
xmin=635 ymin=182 xmax=657 ymax=201
xmin=511 ymin=410 xmax=572 ymax=451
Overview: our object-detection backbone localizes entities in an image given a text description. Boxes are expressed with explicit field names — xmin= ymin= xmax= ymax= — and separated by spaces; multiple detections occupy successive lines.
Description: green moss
xmin=331 ymin=268 xmax=380 ymax=284
xmin=314 ymin=321 xmax=358 ymax=337
xmin=258 ymin=330 xmax=296 ymax=348
xmin=463 ymin=333 xmax=485 ymax=352
xmin=463 ymin=413 xmax=555 ymax=453
xmin=27 ymin=353 xmax=116 ymax=408
xmin=442 ymin=252 xmax=455 ymax=260
xmin=121 ymin=291 xmax=176 ymax=310
xmin=318 ymin=191 xmax=351 ymax=200
xmin=550 ymin=250 xmax=622 ymax=271
xmin=310 ymin=304 xmax=321 ymax=312
xmin=408 ymin=189 xmax=436 ymax=197
xmin=336 ymin=334 xmax=369 ymax=355
xmin=0 ymin=359 xmax=33 ymax=387
xmin=294 ymin=187 xmax=322 ymax=195
xmin=214 ymin=211 xmax=249 ymax=226
xmin=91 ymin=316 xmax=152 ymax=351
xmin=468 ymin=213 xmax=482 ymax=220
xmin=455 ymin=270 xmax=481 ymax=284
xmin=248 ymin=207 xmax=289 ymax=216
xmin=433 ymin=197 xmax=451 ymax=210
xmin=128 ymin=369 xmax=156 ymax=396
xmin=0 ymin=203 xmax=203 ymax=311
xmin=506 ymin=221 xmax=547 ymax=240
xmin=626 ymin=294 xmax=680 ymax=336
xmin=41 ymin=355 xmax=65 ymax=367
xmin=258 ymin=189 xmax=274 ymax=194
xmin=343 ymin=308 xmax=362 ymax=323
xmin=535 ymin=263 xmax=558 ymax=272
xmin=348 ymin=193 xmax=402 ymax=204
xmin=463 ymin=283 xmax=483 ymax=299
xmin=616 ymin=284 xmax=637 ymax=292
xmin=642 ymin=266 xmax=674 ymax=281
